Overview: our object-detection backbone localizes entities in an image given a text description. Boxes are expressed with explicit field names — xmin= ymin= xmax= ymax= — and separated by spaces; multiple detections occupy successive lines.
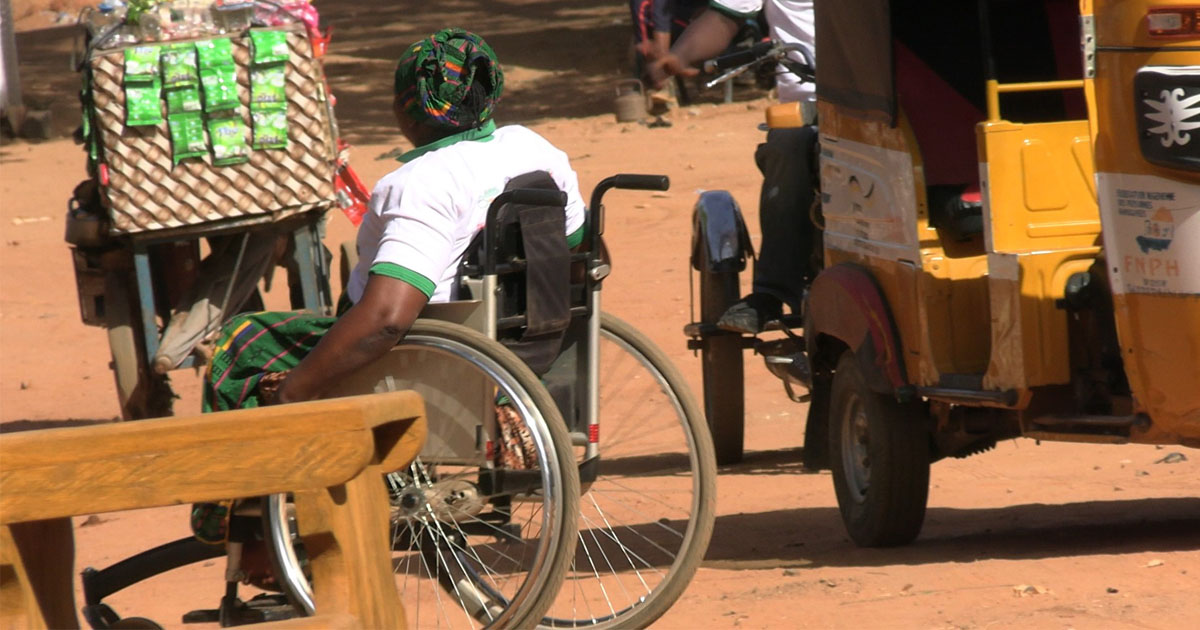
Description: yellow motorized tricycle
xmin=687 ymin=0 xmax=1198 ymax=546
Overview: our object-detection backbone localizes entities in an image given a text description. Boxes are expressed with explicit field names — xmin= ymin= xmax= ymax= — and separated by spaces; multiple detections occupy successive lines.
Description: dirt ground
xmin=2 ymin=1 xmax=1198 ymax=628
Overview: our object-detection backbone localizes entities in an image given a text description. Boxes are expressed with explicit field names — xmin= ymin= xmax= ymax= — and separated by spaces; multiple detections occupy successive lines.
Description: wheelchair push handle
xmin=611 ymin=174 xmax=670 ymax=191
xmin=588 ymin=174 xmax=671 ymax=241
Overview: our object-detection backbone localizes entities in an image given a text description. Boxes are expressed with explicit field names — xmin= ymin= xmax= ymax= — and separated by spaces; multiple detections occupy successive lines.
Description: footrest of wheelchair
xmin=183 ymin=593 xmax=296 ymax=626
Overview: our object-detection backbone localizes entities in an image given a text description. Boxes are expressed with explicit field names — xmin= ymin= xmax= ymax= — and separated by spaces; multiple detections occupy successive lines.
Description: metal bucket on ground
xmin=613 ymin=79 xmax=646 ymax=122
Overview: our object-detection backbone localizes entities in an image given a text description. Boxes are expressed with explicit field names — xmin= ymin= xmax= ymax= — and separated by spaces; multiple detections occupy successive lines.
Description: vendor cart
xmin=66 ymin=16 xmax=341 ymax=419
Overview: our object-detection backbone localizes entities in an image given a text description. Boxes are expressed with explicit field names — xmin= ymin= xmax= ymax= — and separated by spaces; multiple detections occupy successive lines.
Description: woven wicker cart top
xmin=88 ymin=25 xmax=338 ymax=236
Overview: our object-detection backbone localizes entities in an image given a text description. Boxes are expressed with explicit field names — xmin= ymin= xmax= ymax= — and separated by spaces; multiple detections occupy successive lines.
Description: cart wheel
xmin=696 ymin=231 xmax=746 ymax=465
xmin=828 ymin=351 xmax=929 ymax=547
xmin=105 ymin=272 xmax=173 ymax=421
xmin=338 ymin=240 xmax=357 ymax=298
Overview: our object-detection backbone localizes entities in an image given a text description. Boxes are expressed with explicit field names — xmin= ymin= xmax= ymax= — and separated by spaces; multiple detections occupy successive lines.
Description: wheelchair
xmin=267 ymin=172 xmax=718 ymax=629
xmin=79 ymin=173 xmax=715 ymax=630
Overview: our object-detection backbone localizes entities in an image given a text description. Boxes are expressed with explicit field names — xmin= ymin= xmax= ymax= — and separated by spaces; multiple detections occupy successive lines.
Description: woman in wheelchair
xmin=204 ymin=27 xmax=585 ymax=414
xmin=195 ymin=27 xmax=586 ymax=541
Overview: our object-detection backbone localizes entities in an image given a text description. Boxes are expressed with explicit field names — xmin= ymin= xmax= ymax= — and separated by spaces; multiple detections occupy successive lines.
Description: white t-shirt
xmin=348 ymin=124 xmax=586 ymax=304
xmin=712 ymin=0 xmax=815 ymax=103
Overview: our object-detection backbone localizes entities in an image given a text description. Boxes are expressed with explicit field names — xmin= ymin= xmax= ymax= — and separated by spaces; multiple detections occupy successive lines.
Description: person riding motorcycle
xmin=648 ymin=0 xmax=817 ymax=333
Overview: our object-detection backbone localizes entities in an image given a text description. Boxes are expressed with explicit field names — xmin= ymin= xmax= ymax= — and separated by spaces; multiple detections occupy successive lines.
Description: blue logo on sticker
xmin=1135 ymin=207 xmax=1175 ymax=253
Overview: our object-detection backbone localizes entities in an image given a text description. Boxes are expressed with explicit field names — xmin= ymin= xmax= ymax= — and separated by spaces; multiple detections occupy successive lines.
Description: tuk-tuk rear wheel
xmin=828 ymin=351 xmax=929 ymax=547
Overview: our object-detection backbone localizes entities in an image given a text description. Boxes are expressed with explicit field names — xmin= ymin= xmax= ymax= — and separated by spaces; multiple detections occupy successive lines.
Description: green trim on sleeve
xmin=708 ymin=1 xmax=759 ymax=20
xmin=566 ymin=223 xmax=586 ymax=249
xmin=369 ymin=262 xmax=436 ymax=298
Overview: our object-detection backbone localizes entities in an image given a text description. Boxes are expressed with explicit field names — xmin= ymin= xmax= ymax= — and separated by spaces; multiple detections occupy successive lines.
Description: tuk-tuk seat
xmin=927 ymin=183 xmax=984 ymax=241
xmin=894 ymin=42 xmax=987 ymax=244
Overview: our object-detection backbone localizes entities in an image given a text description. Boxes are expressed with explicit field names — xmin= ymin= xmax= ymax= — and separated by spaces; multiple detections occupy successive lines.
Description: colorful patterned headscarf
xmin=394 ymin=28 xmax=505 ymax=129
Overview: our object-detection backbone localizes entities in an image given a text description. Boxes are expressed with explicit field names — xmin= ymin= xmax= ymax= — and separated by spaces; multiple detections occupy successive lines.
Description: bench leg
xmin=294 ymin=467 xmax=406 ymax=629
xmin=1 ymin=518 xmax=79 ymax=630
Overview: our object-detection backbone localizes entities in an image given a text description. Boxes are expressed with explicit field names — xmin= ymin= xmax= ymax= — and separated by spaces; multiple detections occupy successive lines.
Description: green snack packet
xmin=252 ymin=109 xmax=288 ymax=149
xmin=168 ymin=112 xmax=207 ymax=164
xmin=207 ymin=115 xmax=250 ymax=166
xmin=250 ymin=64 xmax=287 ymax=109
xmin=165 ymin=85 xmax=202 ymax=114
xmin=195 ymin=37 xmax=235 ymax=70
xmin=200 ymin=67 xmax=241 ymax=112
xmin=250 ymin=30 xmax=290 ymax=66
xmin=124 ymin=45 xmax=160 ymax=83
xmin=125 ymin=78 xmax=163 ymax=127
xmin=161 ymin=44 xmax=199 ymax=89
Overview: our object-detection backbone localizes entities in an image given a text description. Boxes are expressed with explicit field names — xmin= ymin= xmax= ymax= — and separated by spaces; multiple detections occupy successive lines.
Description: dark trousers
xmin=752 ymin=126 xmax=819 ymax=312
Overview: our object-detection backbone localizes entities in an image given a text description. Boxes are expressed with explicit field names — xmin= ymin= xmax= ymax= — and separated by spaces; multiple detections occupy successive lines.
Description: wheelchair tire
xmin=539 ymin=313 xmax=716 ymax=629
xmin=265 ymin=319 xmax=580 ymax=629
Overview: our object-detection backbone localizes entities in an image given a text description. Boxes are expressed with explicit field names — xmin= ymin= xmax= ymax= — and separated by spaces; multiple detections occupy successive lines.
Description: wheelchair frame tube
xmin=482 ymin=274 xmax=498 ymax=339
xmin=585 ymin=289 xmax=601 ymax=460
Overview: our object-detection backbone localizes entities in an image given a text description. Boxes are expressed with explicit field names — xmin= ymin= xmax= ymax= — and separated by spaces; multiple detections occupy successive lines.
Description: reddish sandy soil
xmin=2 ymin=2 xmax=1198 ymax=629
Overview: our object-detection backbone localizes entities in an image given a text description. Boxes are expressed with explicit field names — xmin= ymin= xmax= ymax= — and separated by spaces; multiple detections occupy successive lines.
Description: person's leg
xmin=154 ymin=230 xmax=280 ymax=372
xmin=718 ymin=126 xmax=818 ymax=333
xmin=202 ymin=311 xmax=337 ymax=412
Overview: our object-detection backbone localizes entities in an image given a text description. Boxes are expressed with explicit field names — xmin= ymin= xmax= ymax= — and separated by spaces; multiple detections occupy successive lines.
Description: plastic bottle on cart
xmin=164 ymin=0 xmax=217 ymax=40
xmin=210 ymin=0 xmax=255 ymax=34
xmin=83 ymin=0 xmax=127 ymax=38
xmin=84 ymin=0 xmax=142 ymax=49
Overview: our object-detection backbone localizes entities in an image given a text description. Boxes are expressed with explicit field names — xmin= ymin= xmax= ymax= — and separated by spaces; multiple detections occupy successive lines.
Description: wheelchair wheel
xmin=540 ymin=313 xmax=716 ymax=629
xmin=265 ymin=319 xmax=579 ymax=629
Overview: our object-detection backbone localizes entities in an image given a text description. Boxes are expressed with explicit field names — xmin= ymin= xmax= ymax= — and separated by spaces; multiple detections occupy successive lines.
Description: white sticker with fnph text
xmin=1098 ymin=172 xmax=1200 ymax=295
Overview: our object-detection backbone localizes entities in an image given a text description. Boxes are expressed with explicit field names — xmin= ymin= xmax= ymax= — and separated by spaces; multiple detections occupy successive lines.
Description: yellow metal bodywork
xmin=819 ymin=101 xmax=995 ymax=388
xmin=1090 ymin=7 xmax=1200 ymax=444
xmin=979 ymin=119 xmax=1102 ymax=391
xmin=815 ymin=0 xmax=1198 ymax=446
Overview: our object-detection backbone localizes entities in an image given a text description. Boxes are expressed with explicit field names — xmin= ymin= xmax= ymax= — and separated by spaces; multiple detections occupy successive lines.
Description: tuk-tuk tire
xmin=105 ymin=271 xmax=173 ymax=421
xmin=696 ymin=232 xmax=746 ymax=465
xmin=828 ymin=351 xmax=929 ymax=547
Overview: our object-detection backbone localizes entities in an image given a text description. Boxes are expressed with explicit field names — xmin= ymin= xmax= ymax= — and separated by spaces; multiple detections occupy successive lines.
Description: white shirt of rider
xmin=348 ymin=124 xmax=586 ymax=305
xmin=712 ymin=0 xmax=815 ymax=103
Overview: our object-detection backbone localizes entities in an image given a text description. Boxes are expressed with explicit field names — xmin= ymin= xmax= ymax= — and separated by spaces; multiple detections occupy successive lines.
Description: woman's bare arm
xmin=274 ymin=274 xmax=429 ymax=404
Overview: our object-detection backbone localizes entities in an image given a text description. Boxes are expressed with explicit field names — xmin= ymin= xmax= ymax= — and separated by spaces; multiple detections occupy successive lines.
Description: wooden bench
xmin=0 ymin=391 xmax=427 ymax=630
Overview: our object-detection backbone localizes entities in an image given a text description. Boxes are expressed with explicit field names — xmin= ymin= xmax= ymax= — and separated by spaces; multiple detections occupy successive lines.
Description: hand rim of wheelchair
xmin=264 ymin=319 xmax=580 ymax=629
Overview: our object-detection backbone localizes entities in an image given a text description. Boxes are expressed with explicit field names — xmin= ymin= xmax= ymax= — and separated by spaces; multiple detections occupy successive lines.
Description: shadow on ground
xmin=0 ymin=418 xmax=117 ymax=433
xmin=700 ymin=497 xmax=1200 ymax=571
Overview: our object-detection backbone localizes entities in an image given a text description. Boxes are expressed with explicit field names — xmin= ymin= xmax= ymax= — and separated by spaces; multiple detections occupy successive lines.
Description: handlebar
xmin=702 ymin=40 xmax=775 ymax=75
xmin=701 ymin=40 xmax=815 ymax=90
